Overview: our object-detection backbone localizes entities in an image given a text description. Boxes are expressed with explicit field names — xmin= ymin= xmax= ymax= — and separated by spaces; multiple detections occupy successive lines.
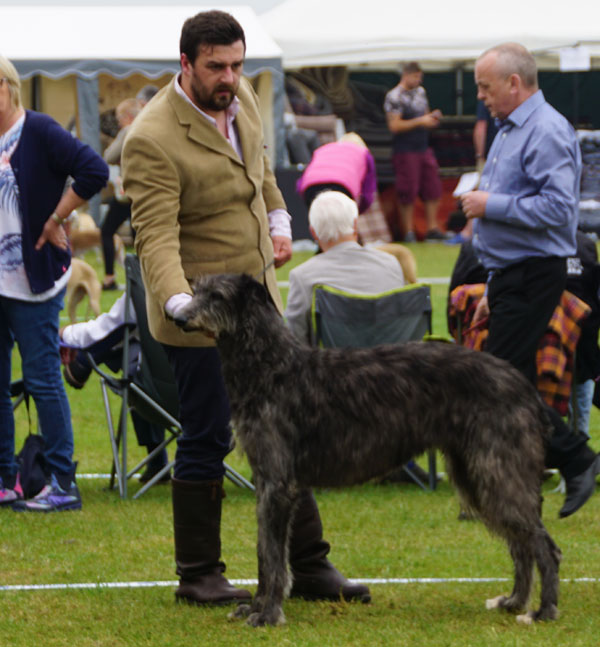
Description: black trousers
xmin=163 ymin=345 xmax=232 ymax=481
xmin=486 ymin=256 xmax=595 ymax=478
xmin=79 ymin=341 xmax=164 ymax=448
xmin=303 ymin=183 xmax=353 ymax=211
xmin=101 ymin=198 xmax=131 ymax=276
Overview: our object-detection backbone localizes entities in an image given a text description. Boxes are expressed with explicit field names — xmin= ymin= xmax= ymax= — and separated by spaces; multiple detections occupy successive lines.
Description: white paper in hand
xmin=453 ymin=172 xmax=480 ymax=197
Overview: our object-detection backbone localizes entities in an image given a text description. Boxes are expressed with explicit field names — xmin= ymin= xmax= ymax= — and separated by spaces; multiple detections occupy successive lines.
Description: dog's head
xmin=174 ymin=273 xmax=270 ymax=339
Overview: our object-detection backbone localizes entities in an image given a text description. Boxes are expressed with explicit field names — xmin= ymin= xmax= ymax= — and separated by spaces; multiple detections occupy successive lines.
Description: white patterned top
xmin=0 ymin=113 xmax=69 ymax=301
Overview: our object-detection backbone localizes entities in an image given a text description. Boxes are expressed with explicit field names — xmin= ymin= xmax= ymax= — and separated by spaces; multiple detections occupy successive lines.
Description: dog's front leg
xmin=246 ymin=481 xmax=295 ymax=627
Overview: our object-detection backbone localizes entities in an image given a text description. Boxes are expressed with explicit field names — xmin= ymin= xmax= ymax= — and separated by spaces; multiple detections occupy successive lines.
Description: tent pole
xmin=572 ymin=72 xmax=579 ymax=127
xmin=31 ymin=75 xmax=42 ymax=112
xmin=455 ymin=67 xmax=464 ymax=116
xmin=76 ymin=77 xmax=102 ymax=224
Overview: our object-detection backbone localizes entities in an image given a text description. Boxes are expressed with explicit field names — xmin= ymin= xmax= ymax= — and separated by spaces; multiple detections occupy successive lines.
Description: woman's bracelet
xmin=51 ymin=211 xmax=68 ymax=224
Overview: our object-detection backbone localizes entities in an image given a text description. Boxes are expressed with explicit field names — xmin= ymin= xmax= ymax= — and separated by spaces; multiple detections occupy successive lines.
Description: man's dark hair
xmin=402 ymin=61 xmax=422 ymax=75
xmin=180 ymin=10 xmax=246 ymax=64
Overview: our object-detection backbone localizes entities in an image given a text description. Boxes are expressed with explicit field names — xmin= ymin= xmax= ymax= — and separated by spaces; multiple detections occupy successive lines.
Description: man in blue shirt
xmin=461 ymin=42 xmax=599 ymax=519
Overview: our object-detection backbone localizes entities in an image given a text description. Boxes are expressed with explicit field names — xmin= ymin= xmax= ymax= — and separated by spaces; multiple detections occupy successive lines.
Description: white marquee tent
xmin=261 ymin=0 xmax=600 ymax=70
xmin=2 ymin=4 xmax=286 ymax=180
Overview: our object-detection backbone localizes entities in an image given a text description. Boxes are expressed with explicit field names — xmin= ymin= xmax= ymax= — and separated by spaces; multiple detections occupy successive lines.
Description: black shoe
xmin=559 ymin=456 xmax=599 ymax=518
xmin=63 ymin=355 xmax=92 ymax=389
xmin=290 ymin=559 xmax=371 ymax=603
xmin=424 ymin=228 xmax=446 ymax=242
xmin=102 ymin=280 xmax=119 ymax=291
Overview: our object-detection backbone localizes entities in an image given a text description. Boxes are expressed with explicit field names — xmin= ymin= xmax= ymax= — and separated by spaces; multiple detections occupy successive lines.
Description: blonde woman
xmin=296 ymin=132 xmax=377 ymax=213
xmin=0 ymin=56 xmax=108 ymax=511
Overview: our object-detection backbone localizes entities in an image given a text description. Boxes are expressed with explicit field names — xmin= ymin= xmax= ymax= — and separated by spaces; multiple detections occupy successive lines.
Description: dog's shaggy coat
xmin=176 ymin=273 xmax=561 ymax=628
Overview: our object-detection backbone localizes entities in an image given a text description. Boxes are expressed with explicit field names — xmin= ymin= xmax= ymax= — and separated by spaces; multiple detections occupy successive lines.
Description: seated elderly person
xmin=285 ymin=191 xmax=433 ymax=485
xmin=285 ymin=190 xmax=406 ymax=344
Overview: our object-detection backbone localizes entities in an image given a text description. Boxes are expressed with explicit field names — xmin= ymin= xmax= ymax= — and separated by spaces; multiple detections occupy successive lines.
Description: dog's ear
xmin=240 ymin=273 xmax=269 ymax=304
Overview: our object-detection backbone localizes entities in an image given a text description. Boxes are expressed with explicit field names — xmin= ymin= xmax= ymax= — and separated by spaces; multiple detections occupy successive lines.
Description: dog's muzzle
xmin=173 ymin=316 xmax=216 ymax=338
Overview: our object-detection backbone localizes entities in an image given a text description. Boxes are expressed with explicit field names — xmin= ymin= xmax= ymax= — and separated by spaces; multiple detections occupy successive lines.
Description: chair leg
xmin=100 ymin=378 xmax=126 ymax=497
xmin=428 ymin=450 xmax=437 ymax=490
xmin=224 ymin=463 xmax=255 ymax=491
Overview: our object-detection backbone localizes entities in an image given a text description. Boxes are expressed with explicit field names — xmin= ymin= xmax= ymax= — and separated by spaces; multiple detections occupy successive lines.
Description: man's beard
xmin=191 ymin=79 xmax=236 ymax=113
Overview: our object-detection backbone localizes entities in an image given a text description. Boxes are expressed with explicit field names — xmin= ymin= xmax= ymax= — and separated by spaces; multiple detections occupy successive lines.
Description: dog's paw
xmin=516 ymin=611 xmax=535 ymax=625
xmin=246 ymin=609 xmax=286 ymax=627
xmin=521 ymin=605 xmax=559 ymax=623
xmin=485 ymin=595 xmax=508 ymax=610
xmin=228 ymin=603 xmax=252 ymax=620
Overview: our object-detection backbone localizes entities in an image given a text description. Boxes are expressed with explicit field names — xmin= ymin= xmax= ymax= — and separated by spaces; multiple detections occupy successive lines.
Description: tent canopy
xmin=261 ymin=0 xmax=600 ymax=70
xmin=2 ymin=4 xmax=286 ymax=171
xmin=5 ymin=4 xmax=282 ymax=78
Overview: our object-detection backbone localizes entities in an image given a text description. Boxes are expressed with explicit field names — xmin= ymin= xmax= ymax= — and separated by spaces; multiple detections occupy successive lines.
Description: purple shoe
xmin=13 ymin=474 xmax=82 ymax=512
xmin=0 ymin=473 xmax=23 ymax=507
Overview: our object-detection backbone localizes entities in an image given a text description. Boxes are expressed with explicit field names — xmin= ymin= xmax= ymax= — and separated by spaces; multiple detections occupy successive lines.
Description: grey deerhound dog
xmin=175 ymin=273 xmax=561 ymax=628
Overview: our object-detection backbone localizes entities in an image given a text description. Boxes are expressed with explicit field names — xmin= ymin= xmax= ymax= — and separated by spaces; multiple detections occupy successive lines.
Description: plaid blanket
xmin=357 ymin=195 xmax=392 ymax=244
xmin=447 ymin=284 xmax=488 ymax=351
xmin=536 ymin=292 xmax=591 ymax=415
xmin=449 ymin=285 xmax=590 ymax=415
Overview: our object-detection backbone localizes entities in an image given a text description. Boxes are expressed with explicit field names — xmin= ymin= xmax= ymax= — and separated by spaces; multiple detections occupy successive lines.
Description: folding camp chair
xmin=87 ymin=254 xmax=254 ymax=499
xmin=10 ymin=379 xmax=26 ymax=411
xmin=310 ymin=282 xmax=437 ymax=490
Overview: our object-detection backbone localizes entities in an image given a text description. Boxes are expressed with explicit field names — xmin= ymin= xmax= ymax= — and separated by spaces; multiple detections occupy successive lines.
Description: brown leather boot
xmin=289 ymin=490 xmax=371 ymax=603
xmin=172 ymin=477 xmax=252 ymax=605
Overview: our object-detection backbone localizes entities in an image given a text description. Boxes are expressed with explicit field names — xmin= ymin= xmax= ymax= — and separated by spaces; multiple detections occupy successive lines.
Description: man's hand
xmin=271 ymin=235 xmax=292 ymax=268
xmin=35 ymin=216 xmax=69 ymax=251
xmin=164 ymin=293 xmax=193 ymax=319
xmin=461 ymin=190 xmax=490 ymax=219
xmin=472 ymin=295 xmax=490 ymax=326
xmin=420 ymin=111 xmax=441 ymax=129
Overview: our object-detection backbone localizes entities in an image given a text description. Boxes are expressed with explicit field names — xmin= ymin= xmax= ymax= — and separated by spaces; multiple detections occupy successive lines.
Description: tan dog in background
xmin=69 ymin=211 xmax=125 ymax=266
xmin=66 ymin=258 xmax=102 ymax=323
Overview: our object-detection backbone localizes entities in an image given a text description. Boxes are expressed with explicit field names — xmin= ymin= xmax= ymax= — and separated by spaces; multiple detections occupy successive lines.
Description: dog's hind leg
xmin=448 ymin=449 xmax=536 ymax=619
xmin=486 ymin=534 xmax=534 ymax=614
xmin=235 ymin=481 xmax=295 ymax=627
xmin=68 ymin=287 xmax=84 ymax=324
xmin=516 ymin=526 xmax=561 ymax=625
xmin=89 ymin=283 xmax=102 ymax=318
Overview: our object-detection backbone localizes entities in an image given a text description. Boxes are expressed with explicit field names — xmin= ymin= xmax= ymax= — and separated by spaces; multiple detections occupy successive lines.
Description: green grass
xmin=2 ymin=243 xmax=599 ymax=646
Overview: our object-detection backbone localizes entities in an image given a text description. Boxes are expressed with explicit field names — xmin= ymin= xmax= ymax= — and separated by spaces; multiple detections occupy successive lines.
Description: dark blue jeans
xmin=162 ymin=345 xmax=232 ymax=481
xmin=0 ymin=288 xmax=74 ymax=480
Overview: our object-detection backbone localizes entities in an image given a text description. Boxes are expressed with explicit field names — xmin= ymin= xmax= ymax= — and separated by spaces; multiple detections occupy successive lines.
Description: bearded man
xmin=122 ymin=9 xmax=370 ymax=607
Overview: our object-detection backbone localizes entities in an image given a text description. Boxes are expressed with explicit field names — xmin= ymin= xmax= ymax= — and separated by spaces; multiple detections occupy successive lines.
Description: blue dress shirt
xmin=473 ymin=90 xmax=581 ymax=271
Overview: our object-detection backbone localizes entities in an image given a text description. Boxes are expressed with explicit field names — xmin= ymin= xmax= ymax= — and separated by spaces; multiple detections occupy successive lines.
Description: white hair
xmin=479 ymin=42 xmax=538 ymax=88
xmin=308 ymin=191 xmax=358 ymax=244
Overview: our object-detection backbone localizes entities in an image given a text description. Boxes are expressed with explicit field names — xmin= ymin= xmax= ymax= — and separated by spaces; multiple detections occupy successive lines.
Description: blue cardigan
xmin=9 ymin=110 xmax=108 ymax=294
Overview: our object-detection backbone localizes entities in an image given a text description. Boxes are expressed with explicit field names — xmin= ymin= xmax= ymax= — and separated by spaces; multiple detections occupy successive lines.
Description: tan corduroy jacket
xmin=122 ymin=76 xmax=286 ymax=346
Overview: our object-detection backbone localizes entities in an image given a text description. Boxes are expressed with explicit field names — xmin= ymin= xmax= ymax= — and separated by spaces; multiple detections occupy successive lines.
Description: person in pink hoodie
xmin=296 ymin=132 xmax=377 ymax=213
